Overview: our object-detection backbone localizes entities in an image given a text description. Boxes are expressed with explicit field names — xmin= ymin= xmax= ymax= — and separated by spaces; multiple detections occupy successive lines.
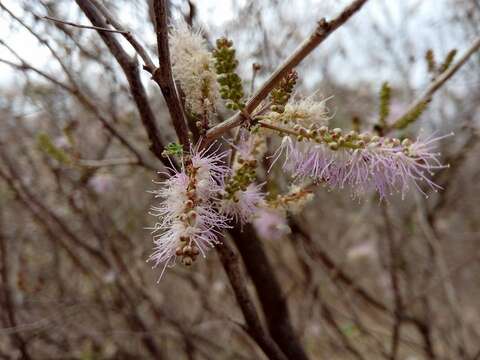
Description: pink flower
xmin=220 ymin=183 xmax=265 ymax=224
xmin=88 ymin=174 xmax=116 ymax=193
xmin=274 ymin=132 xmax=451 ymax=199
xmin=253 ymin=207 xmax=291 ymax=240
xmin=147 ymin=144 xmax=231 ymax=280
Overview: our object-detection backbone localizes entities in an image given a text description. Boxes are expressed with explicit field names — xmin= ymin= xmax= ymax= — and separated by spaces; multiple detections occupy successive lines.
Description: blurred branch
xmin=415 ymin=195 xmax=469 ymax=358
xmin=382 ymin=205 xmax=403 ymax=360
xmin=216 ymin=240 xmax=288 ymax=360
xmin=319 ymin=300 xmax=366 ymax=360
xmin=0 ymin=221 xmax=32 ymax=359
xmin=87 ymin=0 xmax=156 ymax=70
xmin=78 ymin=157 xmax=140 ymax=168
xmin=291 ymin=220 xmax=390 ymax=313
xmin=206 ymin=0 xmax=369 ymax=140
xmin=391 ymin=36 xmax=480 ymax=130
xmin=75 ymin=0 xmax=169 ymax=164
xmin=43 ymin=15 xmax=128 ymax=34
xmin=0 ymin=168 xmax=92 ymax=275
xmin=0 ymin=30 xmax=154 ymax=170
xmin=229 ymin=224 xmax=310 ymax=360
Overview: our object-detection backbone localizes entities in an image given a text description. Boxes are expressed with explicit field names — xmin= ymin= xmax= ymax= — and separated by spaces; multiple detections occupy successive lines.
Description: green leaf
xmin=378 ymin=82 xmax=391 ymax=127
xmin=36 ymin=132 xmax=72 ymax=165
xmin=162 ymin=142 xmax=184 ymax=158
xmin=438 ymin=49 xmax=457 ymax=74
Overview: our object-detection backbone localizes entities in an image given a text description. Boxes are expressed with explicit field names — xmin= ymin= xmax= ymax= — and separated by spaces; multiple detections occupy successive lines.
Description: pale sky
xmin=0 ymin=0 xmax=472 ymax=91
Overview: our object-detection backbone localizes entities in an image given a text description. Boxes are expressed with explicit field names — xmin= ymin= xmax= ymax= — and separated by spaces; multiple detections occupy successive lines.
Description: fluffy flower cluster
xmin=274 ymin=131 xmax=451 ymax=199
xmin=170 ymin=23 xmax=218 ymax=117
xmin=147 ymin=145 xmax=230 ymax=280
xmin=148 ymin=141 xmax=269 ymax=279
xmin=267 ymin=96 xmax=330 ymax=129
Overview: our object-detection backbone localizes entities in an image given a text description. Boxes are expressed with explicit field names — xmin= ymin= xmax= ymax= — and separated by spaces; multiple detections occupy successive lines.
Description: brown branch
xmin=152 ymin=0 xmax=190 ymax=148
xmin=0 ymin=224 xmax=32 ymax=359
xmin=43 ymin=15 xmax=129 ymax=34
xmin=75 ymin=0 xmax=168 ymax=164
xmin=216 ymin=240 xmax=288 ymax=360
xmin=229 ymin=224 xmax=310 ymax=360
xmin=0 ymin=169 xmax=92 ymax=276
xmin=205 ymin=0 xmax=369 ymax=140
xmin=319 ymin=300 xmax=366 ymax=360
xmin=86 ymin=0 xmax=156 ymax=70
xmin=290 ymin=220 xmax=390 ymax=313
xmin=0 ymin=154 xmax=110 ymax=270
xmin=382 ymin=205 xmax=403 ymax=360
xmin=291 ymin=220 xmax=438 ymax=359
xmin=0 ymin=55 xmax=154 ymax=170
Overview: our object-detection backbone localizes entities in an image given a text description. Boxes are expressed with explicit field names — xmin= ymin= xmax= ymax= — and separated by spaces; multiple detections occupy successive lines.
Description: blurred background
xmin=0 ymin=0 xmax=479 ymax=359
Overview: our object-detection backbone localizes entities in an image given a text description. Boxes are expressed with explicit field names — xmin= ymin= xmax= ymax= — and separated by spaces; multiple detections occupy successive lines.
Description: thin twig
xmin=78 ymin=158 xmax=139 ymax=168
xmin=43 ymin=15 xmax=129 ymax=34
xmin=205 ymin=0 xmax=369 ymax=141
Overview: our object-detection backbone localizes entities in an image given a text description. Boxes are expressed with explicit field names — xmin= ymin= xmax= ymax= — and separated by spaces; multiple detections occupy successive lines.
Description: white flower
xmin=268 ymin=95 xmax=331 ymax=129
xmin=170 ymin=23 xmax=218 ymax=117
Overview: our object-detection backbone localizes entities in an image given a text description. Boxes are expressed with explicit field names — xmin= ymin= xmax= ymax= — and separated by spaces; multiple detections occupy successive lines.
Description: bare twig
xmin=78 ymin=157 xmax=139 ymax=168
xmin=43 ymin=15 xmax=128 ymax=34
xmin=205 ymin=0 xmax=369 ymax=140
xmin=319 ymin=300 xmax=366 ymax=360
xmin=0 ymin=7 xmax=157 ymax=170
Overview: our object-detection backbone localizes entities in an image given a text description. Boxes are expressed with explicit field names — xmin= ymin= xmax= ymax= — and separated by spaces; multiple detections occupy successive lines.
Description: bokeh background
xmin=1 ymin=0 xmax=479 ymax=359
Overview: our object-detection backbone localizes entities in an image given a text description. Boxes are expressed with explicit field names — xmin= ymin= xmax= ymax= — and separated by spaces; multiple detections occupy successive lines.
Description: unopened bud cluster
xmin=270 ymin=70 xmax=298 ymax=113
xmin=287 ymin=124 xmax=409 ymax=152
xmin=224 ymin=158 xmax=257 ymax=201
xmin=174 ymin=164 xmax=202 ymax=266
xmin=175 ymin=237 xmax=200 ymax=266
xmin=213 ymin=38 xmax=245 ymax=111
xmin=219 ymin=130 xmax=265 ymax=223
